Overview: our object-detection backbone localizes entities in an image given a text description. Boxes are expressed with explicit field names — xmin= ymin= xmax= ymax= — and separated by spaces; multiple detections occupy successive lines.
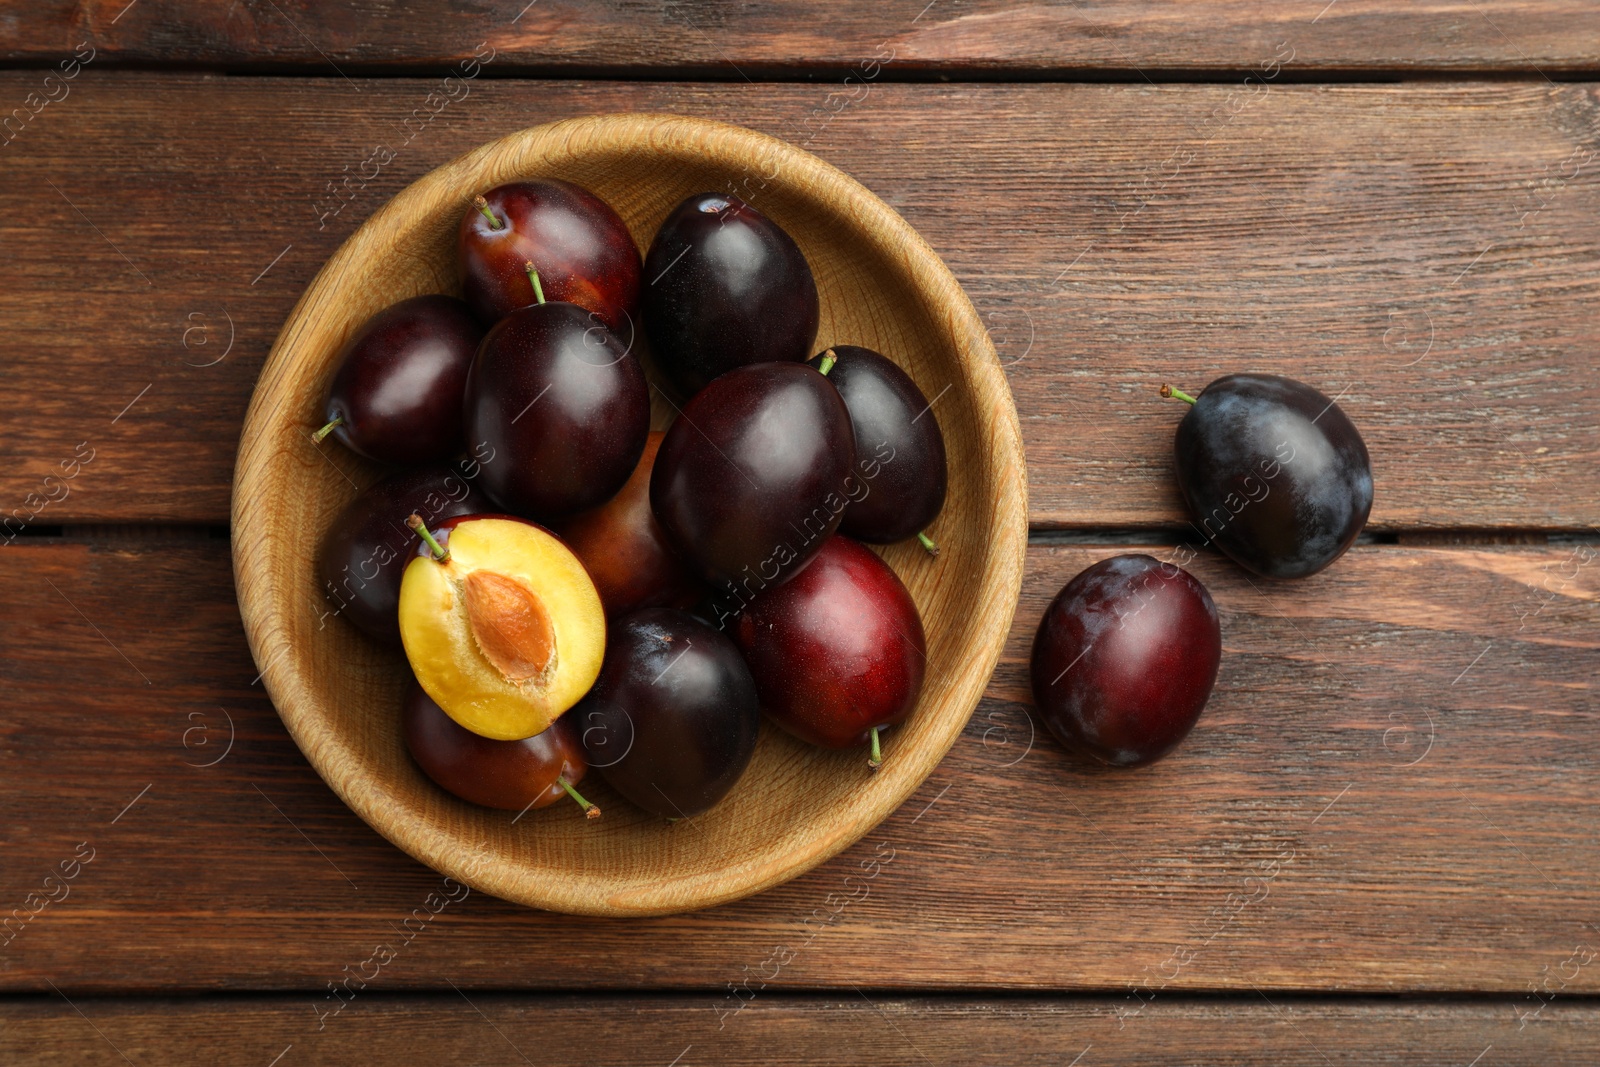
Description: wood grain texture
xmin=3 ymin=1 xmax=1596 ymax=72
xmin=3 ymin=993 xmax=1596 ymax=1066
xmin=1 ymin=536 xmax=1595 ymax=992
xmin=1 ymin=75 xmax=1596 ymax=529
xmin=231 ymin=113 xmax=1026 ymax=915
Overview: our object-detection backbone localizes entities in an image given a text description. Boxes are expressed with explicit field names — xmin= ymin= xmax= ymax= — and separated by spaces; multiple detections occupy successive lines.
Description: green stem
xmin=868 ymin=726 xmax=883 ymax=771
xmin=525 ymin=262 xmax=546 ymax=305
xmin=474 ymin=194 xmax=503 ymax=229
xmin=1160 ymin=384 xmax=1197 ymax=405
xmin=916 ymin=530 xmax=940 ymax=557
xmin=311 ymin=416 xmax=342 ymax=443
xmin=558 ymin=776 xmax=601 ymax=819
xmin=817 ymin=348 xmax=837 ymax=376
xmin=406 ymin=513 xmax=450 ymax=562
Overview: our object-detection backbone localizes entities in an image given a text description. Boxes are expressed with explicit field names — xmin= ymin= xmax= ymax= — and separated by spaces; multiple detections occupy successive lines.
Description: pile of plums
xmin=315 ymin=179 xmax=948 ymax=822
xmin=1030 ymin=374 xmax=1373 ymax=767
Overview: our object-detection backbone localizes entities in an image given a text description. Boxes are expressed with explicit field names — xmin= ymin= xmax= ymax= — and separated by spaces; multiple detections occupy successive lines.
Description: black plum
xmin=465 ymin=288 xmax=650 ymax=521
xmin=315 ymin=295 xmax=483 ymax=464
xmin=576 ymin=608 xmax=760 ymax=818
xmin=1167 ymin=374 xmax=1373 ymax=579
xmin=317 ymin=462 xmax=493 ymax=643
xmin=1031 ymin=554 xmax=1221 ymax=768
xmin=642 ymin=192 xmax=819 ymax=396
xmin=459 ymin=179 xmax=641 ymax=334
xmin=649 ymin=361 xmax=856 ymax=605
xmin=805 ymin=345 xmax=947 ymax=550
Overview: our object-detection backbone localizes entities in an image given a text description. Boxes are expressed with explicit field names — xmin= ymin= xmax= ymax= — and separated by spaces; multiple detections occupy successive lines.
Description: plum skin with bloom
xmin=1173 ymin=373 xmax=1373 ymax=579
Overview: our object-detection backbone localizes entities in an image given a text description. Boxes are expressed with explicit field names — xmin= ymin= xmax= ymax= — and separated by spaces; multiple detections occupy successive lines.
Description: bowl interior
xmin=234 ymin=114 xmax=1026 ymax=915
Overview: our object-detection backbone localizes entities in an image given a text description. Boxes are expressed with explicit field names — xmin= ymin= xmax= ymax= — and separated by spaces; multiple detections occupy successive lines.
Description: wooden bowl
xmin=233 ymin=114 xmax=1026 ymax=916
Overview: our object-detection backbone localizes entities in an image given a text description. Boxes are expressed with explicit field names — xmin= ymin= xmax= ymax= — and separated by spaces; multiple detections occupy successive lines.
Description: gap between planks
xmin=0 ymin=62 xmax=1597 ymax=82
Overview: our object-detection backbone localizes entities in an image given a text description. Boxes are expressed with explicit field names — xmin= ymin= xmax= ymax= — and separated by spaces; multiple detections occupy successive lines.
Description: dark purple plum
xmin=805 ymin=345 xmax=947 ymax=551
xmin=403 ymin=681 xmax=597 ymax=817
xmin=642 ymin=193 xmax=818 ymax=396
xmin=459 ymin=179 xmax=641 ymax=335
xmin=1030 ymin=554 xmax=1221 ymax=768
xmin=317 ymin=462 xmax=493 ymax=644
xmin=314 ymin=295 xmax=482 ymax=465
xmin=649 ymin=361 xmax=855 ymax=606
xmin=1166 ymin=374 xmax=1373 ymax=579
xmin=576 ymin=608 xmax=760 ymax=818
xmin=465 ymin=289 xmax=650 ymax=521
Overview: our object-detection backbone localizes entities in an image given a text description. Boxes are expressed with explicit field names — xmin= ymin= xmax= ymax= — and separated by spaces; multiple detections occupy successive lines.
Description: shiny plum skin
xmin=642 ymin=193 xmax=819 ymax=396
xmin=734 ymin=536 xmax=925 ymax=749
xmin=805 ymin=345 xmax=947 ymax=544
xmin=576 ymin=608 xmax=760 ymax=818
xmin=553 ymin=432 xmax=705 ymax=617
xmin=316 ymin=462 xmax=494 ymax=644
xmin=465 ymin=301 xmax=650 ymax=522
xmin=403 ymin=681 xmax=587 ymax=810
xmin=321 ymin=295 xmax=482 ymax=465
xmin=1174 ymin=373 xmax=1373 ymax=579
xmin=1030 ymin=554 xmax=1221 ymax=768
xmin=650 ymin=361 xmax=856 ymax=604
xmin=458 ymin=179 xmax=641 ymax=336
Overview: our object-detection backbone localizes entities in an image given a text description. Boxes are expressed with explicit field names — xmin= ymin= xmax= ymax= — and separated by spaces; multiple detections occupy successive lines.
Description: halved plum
xmin=399 ymin=514 xmax=605 ymax=740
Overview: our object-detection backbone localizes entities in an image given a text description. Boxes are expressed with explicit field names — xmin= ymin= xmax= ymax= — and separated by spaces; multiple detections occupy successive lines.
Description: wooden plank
xmin=1 ymin=536 xmax=1595 ymax=993
xmin=0 ymin=75 xmax=1596 ymax=530
xmin=2 ymin=994 xmax=1595 ymax=1066
xmin=5 ymin=1 xmax=1597 ymax=72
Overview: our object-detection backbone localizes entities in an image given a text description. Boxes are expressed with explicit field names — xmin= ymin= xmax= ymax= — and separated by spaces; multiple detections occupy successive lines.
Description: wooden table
xmin=3 ymin=3 xmax=1598 ymax=1063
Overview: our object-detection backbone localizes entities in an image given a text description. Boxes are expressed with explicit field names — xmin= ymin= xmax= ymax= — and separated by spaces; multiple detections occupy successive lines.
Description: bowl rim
xmin=232 ymin=112 xmax=1028 ymax=915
